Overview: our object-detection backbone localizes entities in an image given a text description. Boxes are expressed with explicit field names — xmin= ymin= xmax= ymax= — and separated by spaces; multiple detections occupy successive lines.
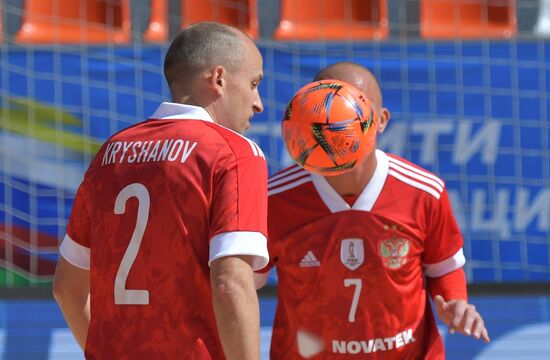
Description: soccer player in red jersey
xmin=256 ymin=62 xmax=490 ymax=359
xmin=53 ymin=22 xmax=268 ymax=360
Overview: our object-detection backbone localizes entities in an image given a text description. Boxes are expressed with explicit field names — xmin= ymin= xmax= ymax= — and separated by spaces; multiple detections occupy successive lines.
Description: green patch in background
xmin=0 ymin=96 xmax=102 ymax=155
xmin=0 ymin=267 xmax=52 ymax=287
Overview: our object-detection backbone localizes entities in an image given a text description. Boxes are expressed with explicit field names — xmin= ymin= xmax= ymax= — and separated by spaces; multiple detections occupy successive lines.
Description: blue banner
xmin=0 ymin=296 xmax=549 ymax=359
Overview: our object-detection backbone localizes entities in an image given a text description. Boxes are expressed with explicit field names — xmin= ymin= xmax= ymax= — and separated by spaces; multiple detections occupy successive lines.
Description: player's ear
xmin=209 ymin=66 xmax=226 ymax=96
xmin=377 ymin=107 xmax=391 ymax=134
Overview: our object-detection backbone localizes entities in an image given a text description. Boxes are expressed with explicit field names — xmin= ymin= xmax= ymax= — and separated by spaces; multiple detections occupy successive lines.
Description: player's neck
xmin=324 ymin=152 xmax=377 ymax=197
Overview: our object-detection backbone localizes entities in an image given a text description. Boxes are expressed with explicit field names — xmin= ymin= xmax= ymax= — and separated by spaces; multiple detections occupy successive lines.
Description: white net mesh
xmin=0 ymin=0 xmax=548 ymax=286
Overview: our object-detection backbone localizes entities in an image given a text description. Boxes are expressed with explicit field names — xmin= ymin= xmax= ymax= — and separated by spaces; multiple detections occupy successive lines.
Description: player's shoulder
xmin=106 ymin=118 xmax=152 ymax=142
xmin=203 ymin=122 xmax=266 ymax=160
xmin=86 ymin=118 xmax=155 ymax=162
xmin=268 ymin=164 xmax=312 ymax=197
xmin=385 ymin=152 xmax=446 ymax=200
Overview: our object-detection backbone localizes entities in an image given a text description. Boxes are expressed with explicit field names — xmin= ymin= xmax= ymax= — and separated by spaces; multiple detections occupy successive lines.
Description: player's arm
xmin=211 ymin=255 xmax=260 ymax=360
xmin=208 ymin=133 xmax=269 ymax=358
xmin=424 ymin=190 xmax=489 ymax=342
xmin=53 ymin=172 xmax=94 ymax=350
xmin=253 ymin=271 xmax=270 ymax=289
xmin=52 ymin=256 xmax=90 ymax=350
xmin=427 ymin=268 xmax=490 ymax=342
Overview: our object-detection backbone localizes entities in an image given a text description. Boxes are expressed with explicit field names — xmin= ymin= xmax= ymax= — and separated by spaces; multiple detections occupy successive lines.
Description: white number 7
xmin=114 ymin=183 xmax=150 ymax=305
xmin=344 ymin=278 xmax=362 ymax=322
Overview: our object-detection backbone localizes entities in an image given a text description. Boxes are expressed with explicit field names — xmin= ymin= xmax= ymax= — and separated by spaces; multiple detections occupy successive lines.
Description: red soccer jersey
xmin=60 ymin=102 xmax=269 ymax=359
xmin=265 ymin=150 xmax=465 ymax=359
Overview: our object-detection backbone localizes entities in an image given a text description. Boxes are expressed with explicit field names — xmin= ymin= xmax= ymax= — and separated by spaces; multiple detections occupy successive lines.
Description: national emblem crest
xmin=379 ymin=237 xmax=410 ymax=270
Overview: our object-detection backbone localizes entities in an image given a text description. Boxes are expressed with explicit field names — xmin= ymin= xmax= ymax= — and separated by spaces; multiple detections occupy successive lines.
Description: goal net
xmin=0 ymin=0 xmax=548 ymax=286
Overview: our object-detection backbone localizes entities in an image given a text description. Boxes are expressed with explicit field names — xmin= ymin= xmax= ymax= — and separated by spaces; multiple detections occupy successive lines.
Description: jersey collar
xmin=149 ymin=102 xmax=214 ymax=122
xmin=310 ymin=149 xmax=389 ymax=213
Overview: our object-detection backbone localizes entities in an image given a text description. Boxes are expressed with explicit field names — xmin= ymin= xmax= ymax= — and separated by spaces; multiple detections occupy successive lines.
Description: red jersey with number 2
xmin=61 ymin=103 xmax=269 ymax=359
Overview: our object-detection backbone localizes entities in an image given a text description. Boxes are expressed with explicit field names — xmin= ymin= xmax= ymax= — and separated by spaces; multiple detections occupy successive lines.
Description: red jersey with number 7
xmin=60 ymin=102 xmax=269 ymax=359
xmin=264 ymin=150 xmax=465 ymax=359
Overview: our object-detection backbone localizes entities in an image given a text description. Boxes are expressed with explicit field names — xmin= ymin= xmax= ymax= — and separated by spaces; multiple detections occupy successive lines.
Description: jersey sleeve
xmin=60 ymin=176 xmax=92 ymax=269
xmin=208 ymin=135 xmax=269 ymax=271
xmin=427 ymin=267 xmax=468 ymax=301
xmin=423 ymin=189 xmax=465 ymax=278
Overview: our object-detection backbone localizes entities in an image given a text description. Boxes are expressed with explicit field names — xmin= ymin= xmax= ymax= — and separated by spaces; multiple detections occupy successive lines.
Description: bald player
xmin=258 ymin=62 xmax=489 ymax=359
xmin=53 ymin=22 xmax=268 ymax=359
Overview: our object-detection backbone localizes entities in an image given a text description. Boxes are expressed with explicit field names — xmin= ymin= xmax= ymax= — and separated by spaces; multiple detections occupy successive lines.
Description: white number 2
xmin=114 ymin=183 xmax=150 ymax=305
xmin=344 ymin=278 xmax=362 ymax=322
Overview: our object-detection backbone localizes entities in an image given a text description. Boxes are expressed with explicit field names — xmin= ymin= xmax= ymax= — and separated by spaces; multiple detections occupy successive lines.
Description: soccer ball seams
xmin=361 ymin=107 xmax=375 ymax=134
xmin=297 ymin=143 xmax=319 ymax=166
xmin=311 ymin=124 xmax=339 ymax=166
xmin=305 ymin=82 xmax=344 ymax=93
xmin=323 ymin=92 xmax=335 ymax=124
xmin=283 ymin=98 xmax=293 ymax=121
xmin=340 ymin=92 xmax=364 ymax=120
xmin=314 ymin=160 xmax=357 ymax=173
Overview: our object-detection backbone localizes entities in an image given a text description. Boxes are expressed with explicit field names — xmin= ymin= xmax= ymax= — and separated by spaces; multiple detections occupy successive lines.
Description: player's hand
xmin=433 ymin=295 xmax=490 ymax=343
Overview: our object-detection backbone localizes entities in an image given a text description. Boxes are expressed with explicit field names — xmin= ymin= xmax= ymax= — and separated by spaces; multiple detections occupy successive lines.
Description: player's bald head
xmin=314 ymin=62 xmax=383 ymax=110
xmin=163 ymin=22 xmax=251 ymax=95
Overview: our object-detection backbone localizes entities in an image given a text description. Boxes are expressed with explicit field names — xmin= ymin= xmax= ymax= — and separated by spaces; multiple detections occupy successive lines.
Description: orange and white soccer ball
xmin=282 ymin=79 xmax=377 ymax=176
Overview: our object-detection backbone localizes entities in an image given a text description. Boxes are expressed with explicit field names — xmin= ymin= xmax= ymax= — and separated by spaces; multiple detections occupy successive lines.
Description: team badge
xmin=340 ymin=239 xmax=364 ymax=271
xmin=379 ymin=237 xmax=410 ymax=270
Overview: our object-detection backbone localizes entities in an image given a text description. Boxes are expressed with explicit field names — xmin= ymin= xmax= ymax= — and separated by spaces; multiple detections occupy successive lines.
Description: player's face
xmin=220 ymin=43 xmax=264 ymax=134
